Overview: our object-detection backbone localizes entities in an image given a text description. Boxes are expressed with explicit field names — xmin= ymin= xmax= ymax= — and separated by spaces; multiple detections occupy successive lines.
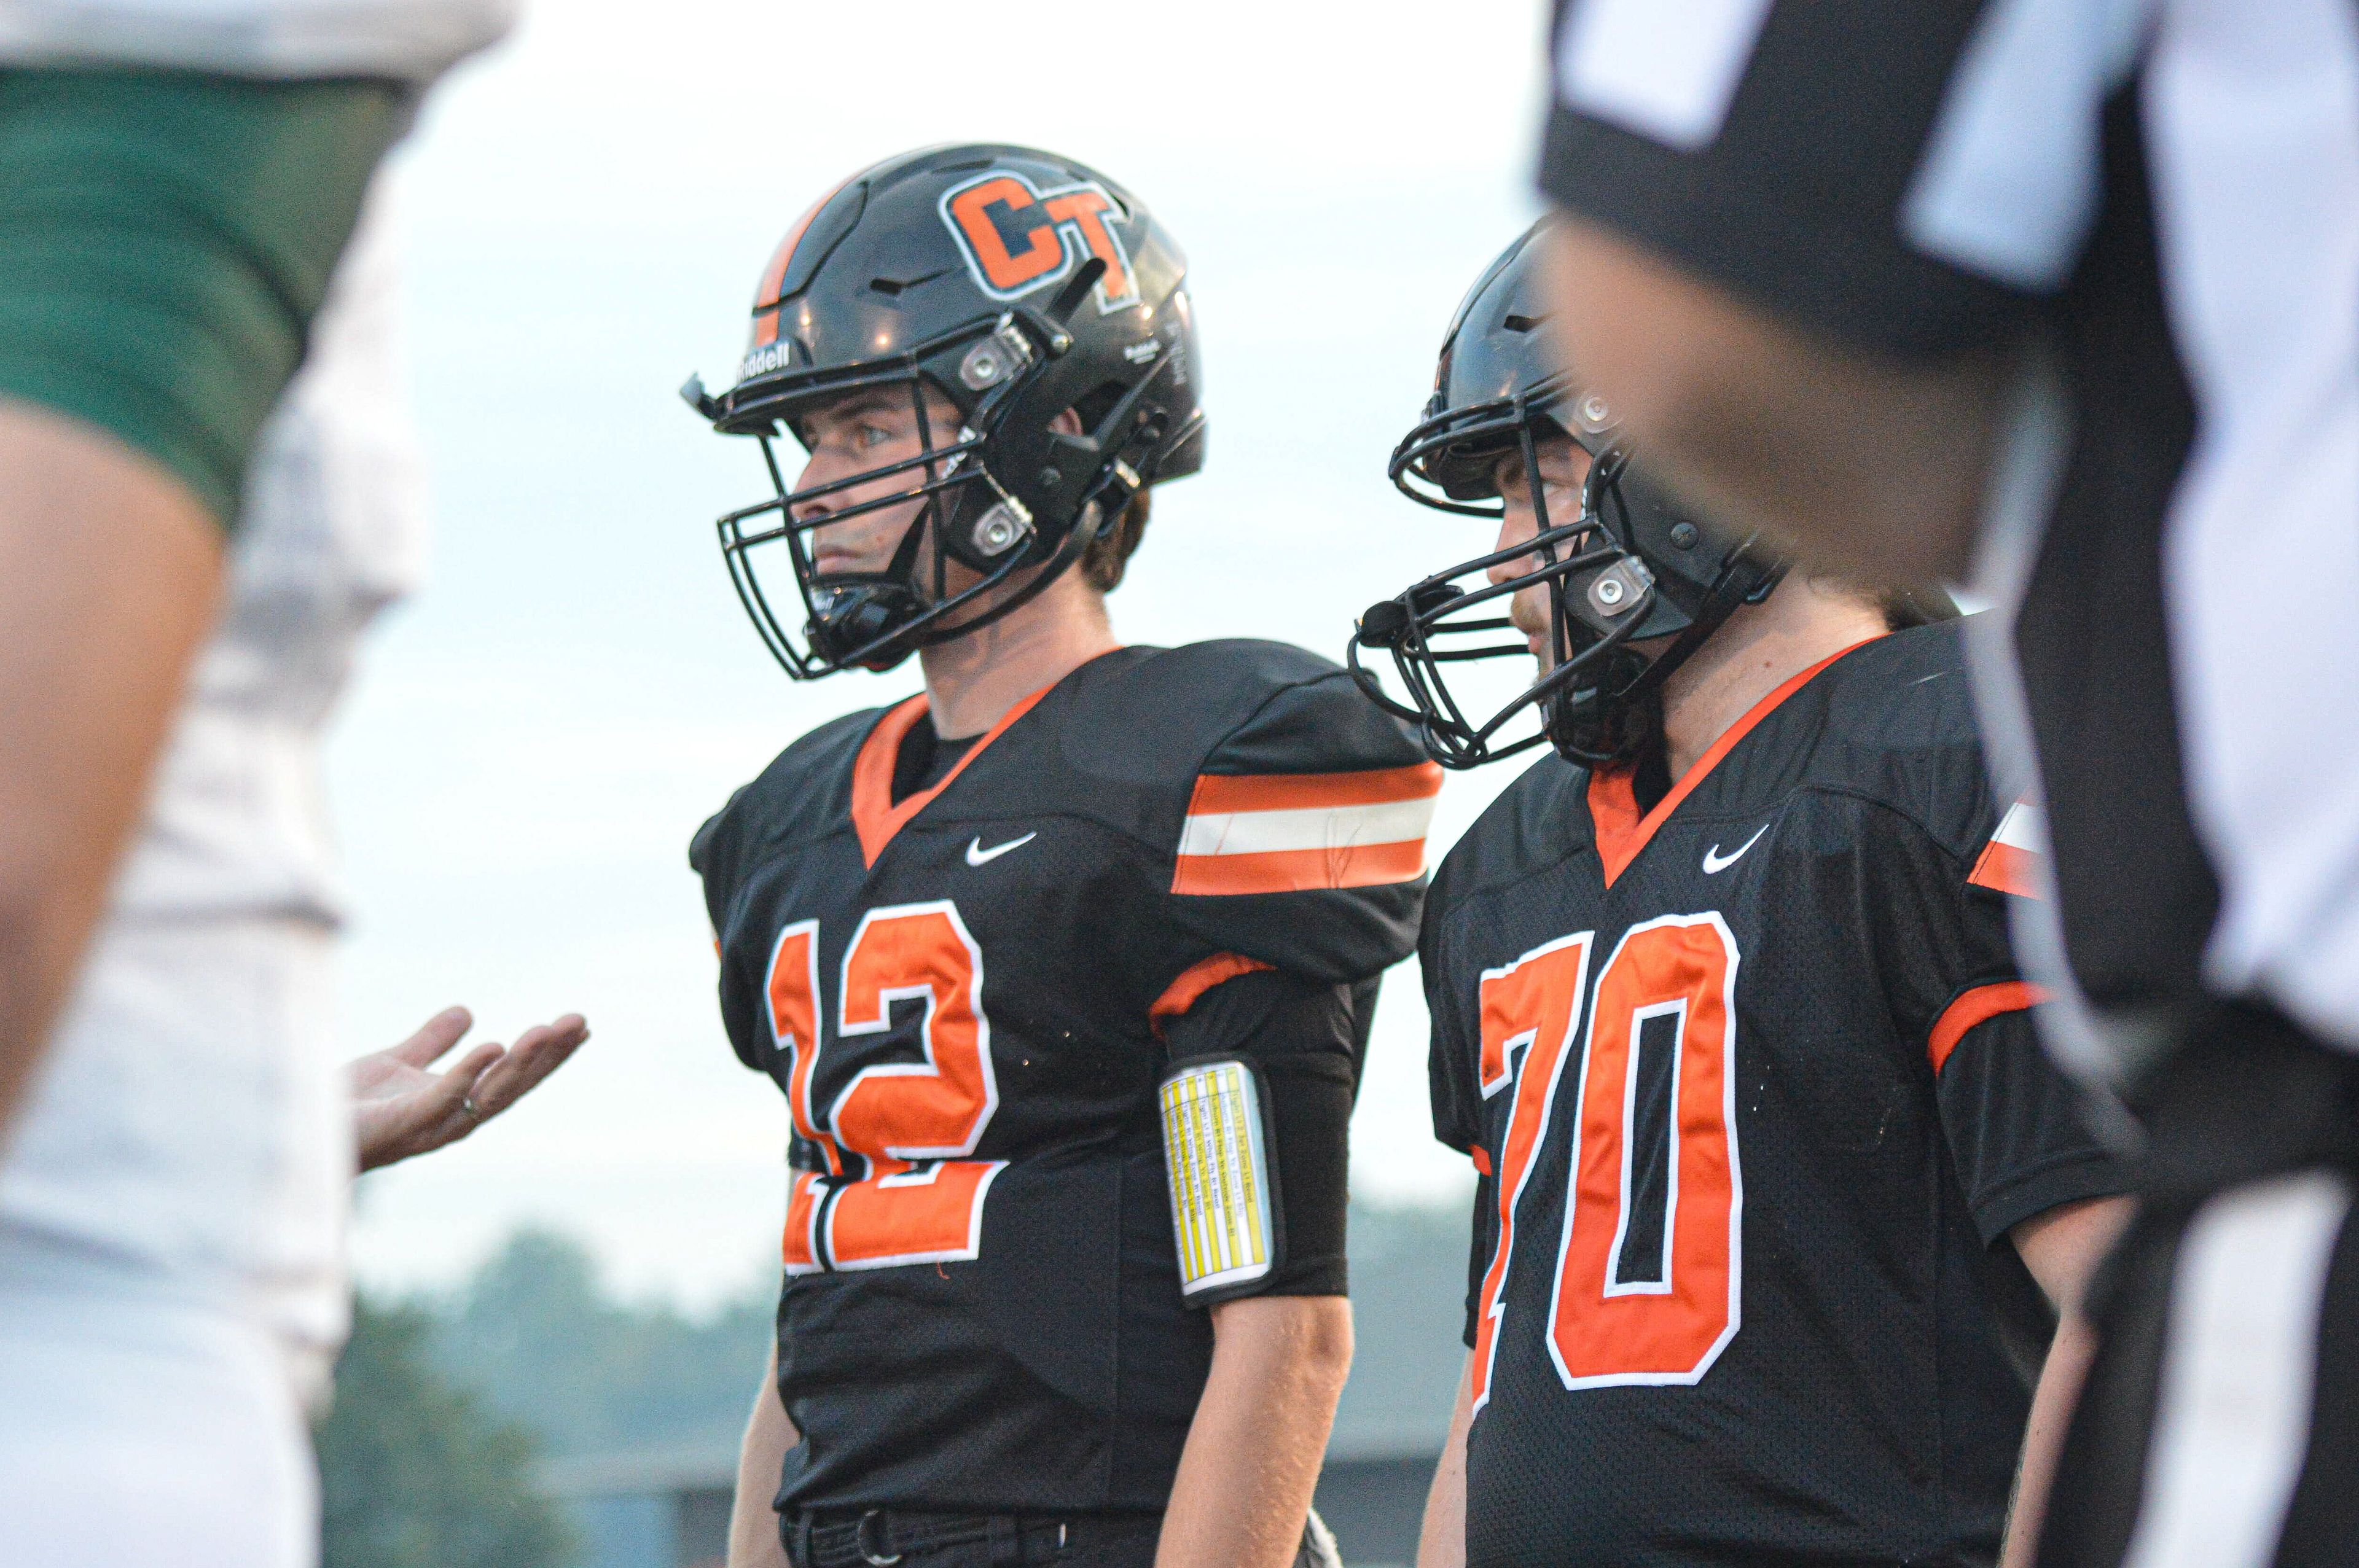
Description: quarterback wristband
xmin=0 ymin=68 xmax=409 ymax=526
xmin=1159 ymin=1053 xmax=1286 ymax=1303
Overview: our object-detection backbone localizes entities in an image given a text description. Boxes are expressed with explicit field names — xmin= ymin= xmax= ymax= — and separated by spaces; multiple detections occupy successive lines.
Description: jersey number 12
xmin=1470 ymin=913 xmax=1742 ymax=1409
xmin=762 ymin=901 xmax=1007 ymax=1273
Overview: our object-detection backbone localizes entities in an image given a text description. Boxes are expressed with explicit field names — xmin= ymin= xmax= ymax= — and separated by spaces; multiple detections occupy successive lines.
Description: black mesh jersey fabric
xmin=688 ymin=641 xmax=1428 ymax=1516
xmin=890 ymin=715 xmax=979 ymax=803
xmin=1421 ymin=622 xmax=2122 ymax=1566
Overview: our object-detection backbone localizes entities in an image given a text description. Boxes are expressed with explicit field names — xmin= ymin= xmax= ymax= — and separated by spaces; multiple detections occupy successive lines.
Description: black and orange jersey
xmin=1422 ymin=622 xmax=2121 ymax=1567
xmin=690 ymin=641 xmax=1434 ymax=1518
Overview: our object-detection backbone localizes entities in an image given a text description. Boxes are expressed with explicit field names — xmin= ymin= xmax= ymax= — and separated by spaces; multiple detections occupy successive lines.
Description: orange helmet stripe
xmin=751 ymin=172 xmax=859 ymax=348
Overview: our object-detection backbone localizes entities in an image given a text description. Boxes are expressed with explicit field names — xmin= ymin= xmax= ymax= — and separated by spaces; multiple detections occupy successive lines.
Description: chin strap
xmin=804 ymin=506 xmax=938 ymax=671
xmin=1546 ymin=541 xmax=1789 ymax=766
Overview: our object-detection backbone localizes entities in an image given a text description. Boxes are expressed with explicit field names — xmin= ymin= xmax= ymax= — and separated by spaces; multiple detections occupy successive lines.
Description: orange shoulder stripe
xmin=1968 ymin=841 xmax=2043 ymax=899
xmin=1928 ymin=981 xmax=2049 ymax=1074
xmin=1186 ymin=762 xmax=1443 ymax=817
xmin=1150 ymin=952 xmax=1276 ymax=1038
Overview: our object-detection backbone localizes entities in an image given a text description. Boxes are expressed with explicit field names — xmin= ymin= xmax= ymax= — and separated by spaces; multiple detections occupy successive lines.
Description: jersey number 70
xmin=761 ymin=901 xmax=1008 ymax=1274
xmin=1469 ymin=913 xmax=1742 ymax=1411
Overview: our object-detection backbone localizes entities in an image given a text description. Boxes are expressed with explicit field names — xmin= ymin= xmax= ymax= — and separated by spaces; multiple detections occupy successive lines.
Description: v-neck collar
xmin=1587 ymin=636 xmax=1882 ymax=889
xmin=847 ymin=677 xmax=1059 ymax=868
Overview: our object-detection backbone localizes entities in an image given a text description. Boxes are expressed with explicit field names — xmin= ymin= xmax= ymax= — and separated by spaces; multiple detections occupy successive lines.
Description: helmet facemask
xmin=709 ymin=311 xmax=1111 ymax=678
xmin=1353 ymin=219 xmax=1788 ymax=772
xmin=1352 ymin=389 xmax=1786 ymax=771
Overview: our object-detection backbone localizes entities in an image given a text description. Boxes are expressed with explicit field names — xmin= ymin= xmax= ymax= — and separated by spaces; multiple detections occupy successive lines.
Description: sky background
xmin=340 ymin=0 xmax=1559 ymax=1310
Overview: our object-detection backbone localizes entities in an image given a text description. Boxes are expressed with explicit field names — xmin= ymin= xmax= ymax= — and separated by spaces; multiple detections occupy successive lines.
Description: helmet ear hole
xmin=1065 ymin=380 xmax=1129 ymax=439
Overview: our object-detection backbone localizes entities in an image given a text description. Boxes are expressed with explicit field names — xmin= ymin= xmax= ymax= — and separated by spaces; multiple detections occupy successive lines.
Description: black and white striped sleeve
xmin=1536 ymin=0 xmax=2135 ymax=359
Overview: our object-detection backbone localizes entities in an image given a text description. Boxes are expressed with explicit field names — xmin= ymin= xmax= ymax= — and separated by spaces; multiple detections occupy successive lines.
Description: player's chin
xmin=812 ymin=555 xmax=892 ymax=582
xmin=1511 ymin=612 xmax=1553 ymax=669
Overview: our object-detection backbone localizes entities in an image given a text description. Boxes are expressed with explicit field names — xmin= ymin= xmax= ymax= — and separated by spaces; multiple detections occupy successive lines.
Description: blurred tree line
xmin=315 ymin=1230 xmax=773 ymax=1568
xmin=317 ymin=1298 xmax=577 ymax=1568
xmin=431 ymin=1230 xmax=775 ymax=1457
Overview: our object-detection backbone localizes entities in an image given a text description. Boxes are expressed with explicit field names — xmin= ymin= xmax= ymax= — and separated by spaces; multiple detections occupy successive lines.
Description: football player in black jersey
xmin=1348 ymin=225 xmax=2131 ymax=1568
xmin=681 ymin=146 xmax=1436 ymax=1568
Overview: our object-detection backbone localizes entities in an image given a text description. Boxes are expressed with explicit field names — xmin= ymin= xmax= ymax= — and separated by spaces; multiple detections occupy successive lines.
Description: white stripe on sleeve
xmin=1901 ymin=0 xmax=2151 ymax=291
xmin=1554 ymin=0 xmax=1777 ymax=152
xmin=1176 ymin=796 xmax=1439 ymax=859
xmin=1992 ymin=800 xmax=2046 ymax=852
xmin=2123 ymin=1170 xmax=2350 ymax=1568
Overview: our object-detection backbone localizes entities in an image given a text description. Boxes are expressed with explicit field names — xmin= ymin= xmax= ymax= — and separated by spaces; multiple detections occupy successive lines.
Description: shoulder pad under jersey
xmin=1802 ymin=620 xmax=2003 ymax=865
xmin=1070 ymin=640 xmax=1439 ymax=986
xmin=689 ymin=704 xmax=883 ymax=917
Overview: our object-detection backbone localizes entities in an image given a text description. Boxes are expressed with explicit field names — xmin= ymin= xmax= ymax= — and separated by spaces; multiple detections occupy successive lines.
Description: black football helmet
xmin=683 ymin=144 xmax=1205 ymax=678
xmin=1348 ymin=222 xmax=1787 ymax=770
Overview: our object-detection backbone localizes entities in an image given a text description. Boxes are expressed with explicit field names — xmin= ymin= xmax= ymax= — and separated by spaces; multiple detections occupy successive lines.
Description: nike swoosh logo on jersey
xmin=965 ymin=832 xmax=1037 ymax=867
xmin=1702 ymin=824 xmax=1769 ymax=875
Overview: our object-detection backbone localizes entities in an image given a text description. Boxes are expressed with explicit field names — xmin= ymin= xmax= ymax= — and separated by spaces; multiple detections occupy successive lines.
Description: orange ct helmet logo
xmin=939 ymin=171 xmax=1140 ymax=314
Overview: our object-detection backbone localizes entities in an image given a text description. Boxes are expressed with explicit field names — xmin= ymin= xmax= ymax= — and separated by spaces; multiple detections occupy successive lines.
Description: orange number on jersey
xmin=761 ymin=902 xmax=1007 ymax=1274
xmin=1469 ymin=915 xmax=1743 ymax=1405
xmin=762 ymin=918 xmax=834 ymax=1271
xmin=1469 ymin=932 xmax=1594 ymax=1415
xmin=1549 ymin=913 xmax=1741 ymax=1387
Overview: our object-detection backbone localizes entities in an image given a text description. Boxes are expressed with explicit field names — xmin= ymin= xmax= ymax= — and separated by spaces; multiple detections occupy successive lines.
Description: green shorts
xmin=0 ymin=69 xmax=409 ymax=528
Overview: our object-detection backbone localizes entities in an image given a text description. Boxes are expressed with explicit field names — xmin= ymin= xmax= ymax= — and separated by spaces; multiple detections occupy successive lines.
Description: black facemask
xmin=1352 ymin=413 xmax=1787 ymax=771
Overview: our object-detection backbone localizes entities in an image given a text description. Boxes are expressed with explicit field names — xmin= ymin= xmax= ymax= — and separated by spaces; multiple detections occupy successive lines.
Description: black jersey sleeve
xmin=1160 ymin=663 xmax=1438 ymax=986
xmin=1935 ymin=1005 xmax=2122 ymax=1244
xmin=1864 ymin=795 xmax=2122 ymax=1246
xmin=1420 ymin=870 xmax=1499 ymax=1348
xmin=1535 ymin=0 xmax=2116 ymax=359
xmin=1159 ymin=968 xmax=1374 ymax=1301
xmin=686 ymin=708 xmax=878 ymax=1075
xmin=1139 ymin=650 xmax=1430 ymax=1306
xmin=689 ymin=788 xmax=767 ymax=1073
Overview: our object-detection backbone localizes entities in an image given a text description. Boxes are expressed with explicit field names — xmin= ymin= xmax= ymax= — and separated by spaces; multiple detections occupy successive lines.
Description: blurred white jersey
xmin=0 ymin=181 xmax=421 ymax=1415
xmin=0 ymin=0 xmax=515 ymax=80
xmin=117 ymin=183 xmax=425 ymax=933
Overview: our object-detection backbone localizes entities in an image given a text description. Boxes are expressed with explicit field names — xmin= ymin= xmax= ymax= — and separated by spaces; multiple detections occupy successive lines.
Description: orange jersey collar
xmin=850 ymin=685 xmax=1053 ymax=867
xmin=1587 ymin=636 xmax=1884 ymax=889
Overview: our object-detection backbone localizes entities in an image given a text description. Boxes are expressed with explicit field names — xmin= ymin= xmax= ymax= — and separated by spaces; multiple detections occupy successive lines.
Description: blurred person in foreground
xmin=0 ymin=6 xmax=595 ymax=1551
xmin=1351 ymin=225 xmax=2127 ymax=1568
xmin=1530 ymin=1 xmax=2359 ymax=1561
xmin=0 ymin=0 xmax=507 ymax=1149
xmin=684 ymin=143 xmax=1436 ymax=1568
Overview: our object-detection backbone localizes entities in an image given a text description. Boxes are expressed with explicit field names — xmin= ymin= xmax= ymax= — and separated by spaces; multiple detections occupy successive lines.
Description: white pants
xmin=0 ymin=913 xmax=343 ymax=1567
xmin=0 ymin=1233 xmax=317 ymax=1568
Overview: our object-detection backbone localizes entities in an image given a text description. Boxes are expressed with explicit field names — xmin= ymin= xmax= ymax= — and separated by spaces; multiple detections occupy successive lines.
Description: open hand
xmin=350 ymin=1005 xmax=589 ymax=1172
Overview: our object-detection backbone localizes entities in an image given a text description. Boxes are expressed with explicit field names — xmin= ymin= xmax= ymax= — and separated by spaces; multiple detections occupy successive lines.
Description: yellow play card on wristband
xmin=1160 ymin=1058 xmax=1277 ymax=1297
